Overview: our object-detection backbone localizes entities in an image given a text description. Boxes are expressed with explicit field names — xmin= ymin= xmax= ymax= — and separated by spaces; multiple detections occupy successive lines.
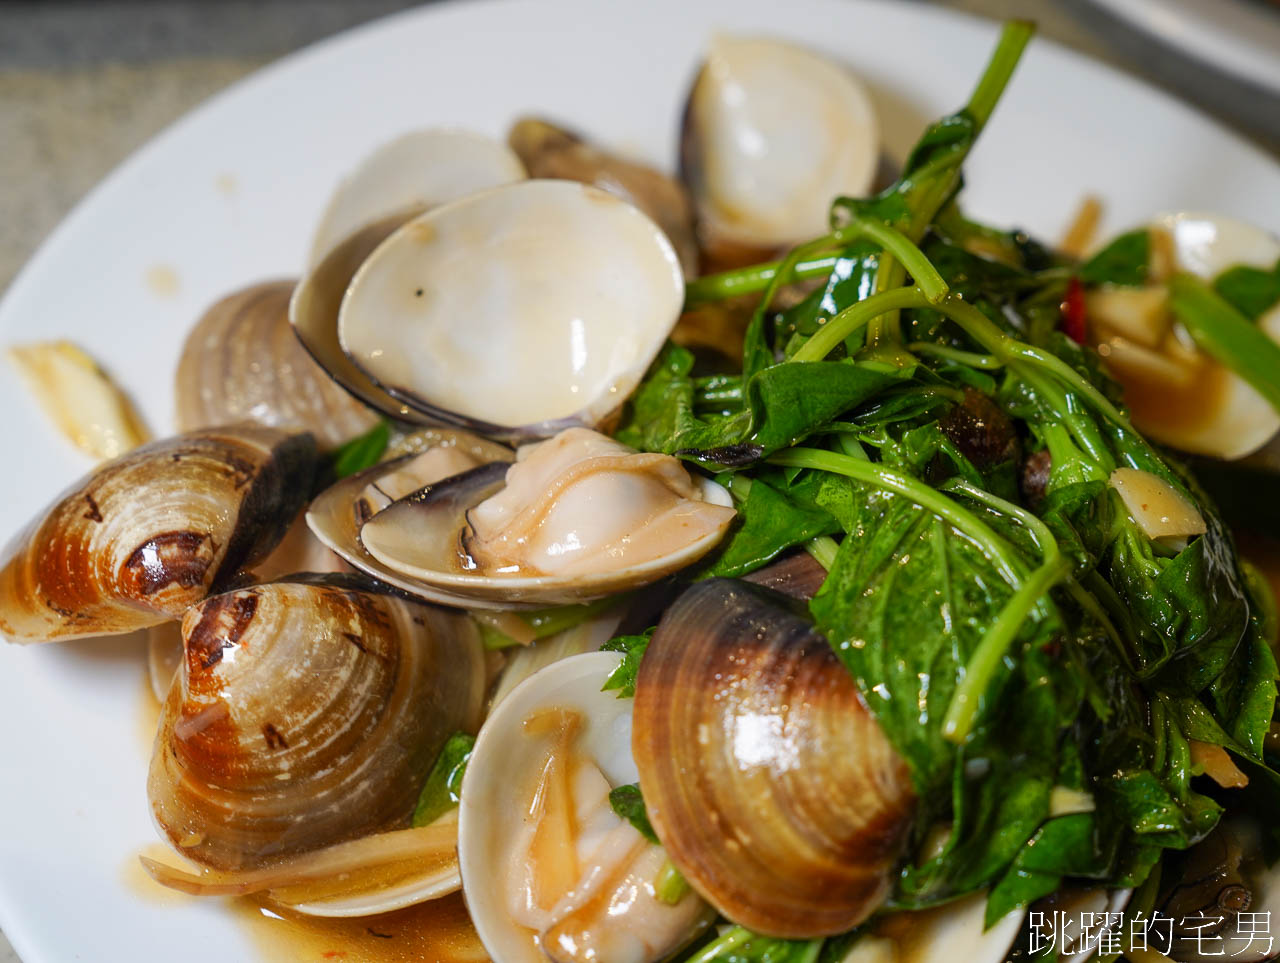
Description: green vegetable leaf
xmin=1078 ymin=229 xmax=1149 ymax=287
xmin=600 ymin=630 xmax=653 ymax=699
xmin=615 ymin=343 xmax=903 ymax=469
xmin=809 ymin=478 xmax=1076 ymax=905
xmin=412 ymin=732 xmax=475 ymax=827
xmin=1214 ymin=259 xmax=1280 ymax=320
xmin=608 ymin=783 xmax=659 ymax=845
xmin=330 ymin=419 xmax=391 ymax=478
xmin=702 ymin=474 xmax=839 ymax=578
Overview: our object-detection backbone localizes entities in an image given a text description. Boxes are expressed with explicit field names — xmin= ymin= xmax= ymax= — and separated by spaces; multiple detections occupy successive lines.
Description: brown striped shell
xmin=631 ymin=578 xmax=915 ymax=939
xmin=175 ymin=282 xmax=379 ymax=449
xmin=147 ymin=576 xmax=486 ymax=872
xmin=0 ymin=425 xmax=316 ymax=644
xmin=507 ymin=117 xmax=698 ymax=278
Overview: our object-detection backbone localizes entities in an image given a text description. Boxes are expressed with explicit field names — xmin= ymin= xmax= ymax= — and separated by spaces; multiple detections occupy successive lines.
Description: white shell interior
xmin=840 ymin=892 xmax=1025 ymax=963
xmin=337 ymin=179 xmax=685 ymax=432
xmin=691 ymin=34 xmax=879 ymax=249
xmin=307 ymin=128 xmax=526 ymax=267
xmin=458 ymin=650 xmax=635 ymax=963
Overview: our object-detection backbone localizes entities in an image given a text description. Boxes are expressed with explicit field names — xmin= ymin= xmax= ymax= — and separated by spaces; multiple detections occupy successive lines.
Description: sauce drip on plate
xmin=235 ymin=894 xmax=487 ymax=963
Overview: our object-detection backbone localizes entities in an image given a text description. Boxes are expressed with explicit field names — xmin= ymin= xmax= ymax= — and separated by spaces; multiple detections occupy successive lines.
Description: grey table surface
xmin=0 ymin=0 xmax=1277 ymax=960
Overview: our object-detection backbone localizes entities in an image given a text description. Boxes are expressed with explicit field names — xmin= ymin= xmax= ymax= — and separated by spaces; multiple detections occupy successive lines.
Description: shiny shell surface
xmin=308 ymin=128 xmax=526 ymax=267
xmin=682 ymin=34 xmax=879 ymax=262
xmin=147 ymin=576 xmax=486 ymax=871
xmin=337 ymin=180 xmax=685 ymax=437
xmin=0 ymin=424 xmax=316 ymax=643
xmin=632 ymin=578 xmax=916 ymax=938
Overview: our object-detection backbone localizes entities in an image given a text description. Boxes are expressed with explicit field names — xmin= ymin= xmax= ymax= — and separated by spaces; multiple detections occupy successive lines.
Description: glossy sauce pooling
xmin=237 ymin=895 xmax=488 ymax=963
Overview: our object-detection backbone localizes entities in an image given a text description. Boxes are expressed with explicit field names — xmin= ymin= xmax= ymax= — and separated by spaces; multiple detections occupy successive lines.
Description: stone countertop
xmin=0 ymin=0 xmax=1277 ymax=960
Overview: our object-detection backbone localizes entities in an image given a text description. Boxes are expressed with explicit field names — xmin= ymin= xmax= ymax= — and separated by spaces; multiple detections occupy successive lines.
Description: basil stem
xmin=684 ymin=256 xmax=840 ymax=307
xmin=768 ymin=447 xmax=1024 ymax=586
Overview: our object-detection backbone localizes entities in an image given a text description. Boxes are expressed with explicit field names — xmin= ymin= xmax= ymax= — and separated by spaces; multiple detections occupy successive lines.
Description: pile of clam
xmin=5 ymin=33 xmax=1278 ymax=963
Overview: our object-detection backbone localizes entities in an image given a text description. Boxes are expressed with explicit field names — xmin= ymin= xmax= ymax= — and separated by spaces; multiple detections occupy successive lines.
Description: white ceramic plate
xmin=1091 ymin=0 xmax=1280 ymax=93
xmin=1 ymin=1 xmax=1279 ymax=960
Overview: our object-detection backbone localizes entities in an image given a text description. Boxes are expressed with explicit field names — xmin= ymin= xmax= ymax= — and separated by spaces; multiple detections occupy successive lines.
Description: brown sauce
xmin=235 ymin=894 xmax=488 ymax=963
xmin=1108 ymin=348 xmax=1231 ymax=442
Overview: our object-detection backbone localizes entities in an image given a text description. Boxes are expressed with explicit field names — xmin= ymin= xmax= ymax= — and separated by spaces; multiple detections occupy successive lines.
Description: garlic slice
xmin=8 ymin=341 xmax=148 ymax=460
xmin=1109 ymin=467 xmax=1207 ymax=543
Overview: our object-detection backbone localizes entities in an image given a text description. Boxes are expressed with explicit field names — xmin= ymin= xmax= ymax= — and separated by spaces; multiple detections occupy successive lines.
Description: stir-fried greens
xmin=590 ymin=21 xmax=1280 ymax=959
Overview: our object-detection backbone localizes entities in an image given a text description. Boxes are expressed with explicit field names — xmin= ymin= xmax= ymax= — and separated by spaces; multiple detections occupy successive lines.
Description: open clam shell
xmin=147 ymin=575 xmax=486 ymax=873
xmin=459 ymin=651 xmax=713 ymax=963
xmin=308 ymin=129 xmax=525 ymax=269
xmin=682 ymin=35 xmax=880 ymax=267
xmin=142 ymin=809 xmax=461 ymax=918
xmin=291 ymin=214 xmax=436 ymax=424
xmin=304 ymin=429 xmax=533 ymax=611
xmin=0 ymin=425 xmax=316 ymax=643
xmin=336 ymin=180 xmax=685 ymax=439
xmin=356 ymin=428 xmax=735 ymax=606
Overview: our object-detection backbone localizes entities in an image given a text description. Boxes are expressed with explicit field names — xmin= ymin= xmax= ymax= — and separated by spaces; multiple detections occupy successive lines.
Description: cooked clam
xmin=357 ymin=427 xmax=735 ymax=605
xmin=508 ymin=117 xmax=698 ymax=277
xmin=1088 ymin=213 xmax=1280 ymax=459
xmin=337 ymin=180 xmax=685 ymax=438
xmin=307 ymin=129 xmax=525 ymax=268
xmin=292 ymin=130 xmax=525 ymax=425
xmin=0 ymin=425 xmax=315 ymax=644
xmin=175 ymin=281 xmax=379 ymax=449
xmin=304 ymin=427 xmax=528 ymax=609
xmin=632 ymin=578 xmax=915 ymax=938
xmin=459 ymin=651 xmax=714 ymax=962
xmin=147 ymin=576 xmax=486 ymax=875
xmin=682 ymin=35 xmax=880 ymax=266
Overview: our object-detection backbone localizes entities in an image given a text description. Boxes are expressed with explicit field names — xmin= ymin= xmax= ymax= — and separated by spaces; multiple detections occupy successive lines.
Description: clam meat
xmin=304 ymin=427 xmax=528 ymax=609
xmin=459 ymin=651 xmax=714 ymax=962
xmin=357 ymin=427 xmax=735 ymax=605
xmin=0 ymin=425 xmax=316 ymax=643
